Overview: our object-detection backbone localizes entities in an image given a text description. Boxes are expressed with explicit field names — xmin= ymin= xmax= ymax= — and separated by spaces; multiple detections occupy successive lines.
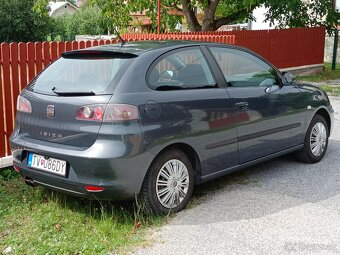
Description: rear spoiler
xmin=62 ymin=50 xmax=137 ymax=59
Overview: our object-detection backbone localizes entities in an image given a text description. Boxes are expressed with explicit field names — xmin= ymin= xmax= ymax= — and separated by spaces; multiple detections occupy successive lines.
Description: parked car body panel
xmin=10 ymin=41 xmax=334 ymax=201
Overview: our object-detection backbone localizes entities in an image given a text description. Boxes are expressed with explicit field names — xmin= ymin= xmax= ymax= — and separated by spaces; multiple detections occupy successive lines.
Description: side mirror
xmin=265 ymin=85 xmax=280 ymax=94
xmin=282 ymin=72 xmax=295 ymax=84
xmin=160 ymin=70 xmax=174 ymax=80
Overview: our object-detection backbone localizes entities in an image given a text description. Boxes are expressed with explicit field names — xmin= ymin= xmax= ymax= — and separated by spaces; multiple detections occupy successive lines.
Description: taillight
xmin=75 ymin=104 xmax=139 ymax=122
xmin=17 ymin=95 xmax=32 ymax=113
xmin=103 ymin=104 xmax=139 ymax=121
xmin=75 ymin=105 xmax=105 ymax=121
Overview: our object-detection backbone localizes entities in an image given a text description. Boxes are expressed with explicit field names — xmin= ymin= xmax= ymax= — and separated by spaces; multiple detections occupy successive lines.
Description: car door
xmin=208 ymin=46 xmax=306 ymax=164
xmin=140 ymin=46 xmax=239 ymax=176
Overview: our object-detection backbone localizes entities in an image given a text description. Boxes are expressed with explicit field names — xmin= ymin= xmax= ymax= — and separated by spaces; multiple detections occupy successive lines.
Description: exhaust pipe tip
xmin=24 ymin=178 xmax=37 ymax=187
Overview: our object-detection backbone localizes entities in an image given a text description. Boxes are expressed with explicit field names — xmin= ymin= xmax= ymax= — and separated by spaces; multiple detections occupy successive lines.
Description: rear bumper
xmin=10 ymin=132 xmax=155 ymax=201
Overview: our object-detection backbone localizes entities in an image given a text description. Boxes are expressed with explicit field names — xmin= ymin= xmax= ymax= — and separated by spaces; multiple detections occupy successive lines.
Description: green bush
xmin=51 ymin=6 xmax=108 ymax=41
xmin=0 ymin=0 xmax=51 ymax=42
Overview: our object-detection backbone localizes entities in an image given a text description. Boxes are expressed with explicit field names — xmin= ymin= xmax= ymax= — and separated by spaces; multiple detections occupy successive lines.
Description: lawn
xmin=296 ymin=63 xmax=340 ymax=96
xmin=297 ymin=63 xmax=340 ymax=82
xmin=319 ymin=84 xmax=340 ymax=96
xmin=0 ymin=168 xmax=165 ymax=255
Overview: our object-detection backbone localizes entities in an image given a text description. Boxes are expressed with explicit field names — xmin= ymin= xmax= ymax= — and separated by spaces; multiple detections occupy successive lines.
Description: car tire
xmin=139 ymin=149 xmax=194 ymax=215
xmin=295 ymin=114 xmax=329 ymax=163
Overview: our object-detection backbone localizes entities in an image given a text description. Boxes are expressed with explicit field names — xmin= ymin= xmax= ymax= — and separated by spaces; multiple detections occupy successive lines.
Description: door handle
xmin=235 ymin=101 xmax=248 ymax=110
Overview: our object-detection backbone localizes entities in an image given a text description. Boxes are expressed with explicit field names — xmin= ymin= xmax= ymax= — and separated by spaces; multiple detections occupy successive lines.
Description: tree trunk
xmin=202 ymin=0 xmax=220 ymax=31
xmin=181 ymin=0 xmax=201 ymax=31
xmin=181 ymin=0 xmax=257 ymax=31
xmin=202 ymin=9 xmax=215 ymax=31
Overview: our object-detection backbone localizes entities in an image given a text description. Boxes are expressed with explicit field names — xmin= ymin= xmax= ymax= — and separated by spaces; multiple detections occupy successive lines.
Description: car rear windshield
xmin=27 ymin=53 xmax=136 ymax=95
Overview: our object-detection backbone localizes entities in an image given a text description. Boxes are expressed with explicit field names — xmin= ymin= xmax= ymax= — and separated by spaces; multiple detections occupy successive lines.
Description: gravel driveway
xmin=133 ymin=97 xmax=340 ymax=255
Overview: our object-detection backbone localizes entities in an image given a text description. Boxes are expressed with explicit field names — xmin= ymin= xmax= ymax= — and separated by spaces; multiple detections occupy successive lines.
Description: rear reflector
xmin=84 ymin=185 xmax=105 ymax=192
xmin=13 ymin=166 xmax=20 ymax=172
xmin=17 ymin=95 xmax=32 ymax=113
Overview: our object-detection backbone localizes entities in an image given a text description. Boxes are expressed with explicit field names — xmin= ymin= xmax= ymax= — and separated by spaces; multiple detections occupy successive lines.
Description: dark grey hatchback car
xmin=10 ymin=41 xmax=334 ymax=214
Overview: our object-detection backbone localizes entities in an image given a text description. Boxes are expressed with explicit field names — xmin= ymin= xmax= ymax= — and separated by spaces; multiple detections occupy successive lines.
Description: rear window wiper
xmin=52 ymin=87 xmax=96 ymax=96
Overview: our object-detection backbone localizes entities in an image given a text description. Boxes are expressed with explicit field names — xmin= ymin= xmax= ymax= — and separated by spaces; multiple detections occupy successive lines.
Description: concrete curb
xmin=0 ymin=156 xmax=13 ymax=169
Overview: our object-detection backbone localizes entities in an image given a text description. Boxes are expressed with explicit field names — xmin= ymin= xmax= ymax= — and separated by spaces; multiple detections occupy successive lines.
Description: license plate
xmin=27 ymin=153 xmax=67 ymax=176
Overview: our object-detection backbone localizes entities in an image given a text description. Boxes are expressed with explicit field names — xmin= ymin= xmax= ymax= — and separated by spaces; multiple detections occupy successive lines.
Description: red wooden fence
xmin=0 ymin=39 xmax=116 ymax=157
xmin=0 ymin=27 xmax=325 ymax=159
xmin=124 ymin=27 xmax=326 ymax=69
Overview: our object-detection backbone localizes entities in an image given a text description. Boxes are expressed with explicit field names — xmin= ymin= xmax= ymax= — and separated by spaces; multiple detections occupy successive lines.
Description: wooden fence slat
xmin=1 ymin=43 xmax=13 ymax=155
xmin=57 ymin=41 xmax=65 ymax=57
xmin=79 ymin=41 xmax=85 ymax=49
xmin=18 ymin=43 xmax=27 ymax=90
xmin=50 ymin=41 xmax=58 ymax=61
xmin=72 ymin=41 xmax=79 ymax=50
xmin=85 ymin=41 xmax=92 ymax=48
xmin=65 ymin=41 xmax=72 ymax=51
xmin=0 ymin=45 xmax=5 ymax=157
xmin=10 ymin=43 xmax=20 ymax=123
xmin=42 ymin=42 xmax=50 ymax=68
xmin=27 ymin=42 xmax=35 ymax=82
xmin=35 ymin=42 xmax=43 ymax=73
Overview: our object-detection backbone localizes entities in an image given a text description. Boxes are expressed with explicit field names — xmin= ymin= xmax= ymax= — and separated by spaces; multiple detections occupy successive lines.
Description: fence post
xmin=332 ymin=29 xmax=338 ymax=70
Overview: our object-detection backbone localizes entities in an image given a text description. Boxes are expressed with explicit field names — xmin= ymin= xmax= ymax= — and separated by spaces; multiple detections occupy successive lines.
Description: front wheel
xmin=295 ymin=114 xmax=329 ymax=163
xmin=139 ymin=149 xmax=194 ymax=214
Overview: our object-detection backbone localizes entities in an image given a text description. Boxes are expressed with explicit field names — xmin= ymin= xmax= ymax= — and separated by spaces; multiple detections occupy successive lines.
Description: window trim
xmin=206 ymin=45 xmax=284 ymax=88
xmin=146 ymin=46 xmax=220 ymax=91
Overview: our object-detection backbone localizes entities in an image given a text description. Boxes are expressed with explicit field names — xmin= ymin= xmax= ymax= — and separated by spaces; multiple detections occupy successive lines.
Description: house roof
xmin=48 ymin=1 xmax=78 ymax=16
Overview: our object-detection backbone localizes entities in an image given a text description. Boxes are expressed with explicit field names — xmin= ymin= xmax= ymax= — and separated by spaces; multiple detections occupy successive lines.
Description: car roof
xmin=85 ymin=40 xmax=224 ymax=55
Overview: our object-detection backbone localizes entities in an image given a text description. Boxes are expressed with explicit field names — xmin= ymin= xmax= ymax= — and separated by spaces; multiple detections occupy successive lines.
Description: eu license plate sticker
xmin=27 ymin=153 xmax=67 ymax=176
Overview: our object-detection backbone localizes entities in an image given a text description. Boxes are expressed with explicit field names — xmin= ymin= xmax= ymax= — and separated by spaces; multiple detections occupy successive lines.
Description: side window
xmin=148 ymin=47 xmax=216 ymax=90
xmin=209 ymin=47 xmax=279 ymax=87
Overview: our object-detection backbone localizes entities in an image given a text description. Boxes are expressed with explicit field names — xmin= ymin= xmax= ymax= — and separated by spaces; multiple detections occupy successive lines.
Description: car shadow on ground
xmin=32 ymin=139 xmax=339 ymax=225
xmin=176 ymin=139 xmax=340 ymax=225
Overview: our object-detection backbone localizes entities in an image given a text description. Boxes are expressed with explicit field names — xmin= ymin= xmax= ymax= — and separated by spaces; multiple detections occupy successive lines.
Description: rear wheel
xmin=295 ymin=114 xmax=329 ymax=163
xmin=139 ymin=149 xmax=194 ymax=214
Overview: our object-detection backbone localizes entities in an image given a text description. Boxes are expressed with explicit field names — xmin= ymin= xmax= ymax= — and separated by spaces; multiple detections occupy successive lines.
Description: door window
xmin=209 ymin=47 xmax=279 ymax=87
xmin=147 ymin=47 xmax=216 ymax=90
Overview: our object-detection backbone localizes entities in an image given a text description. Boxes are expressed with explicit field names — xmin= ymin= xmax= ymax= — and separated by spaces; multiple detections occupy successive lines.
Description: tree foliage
xmin=264 ymin=0 xmax=339 ymax=34
xmin=169 ymin=0 xmax=339 ymax=32
xmin=0 ymin=0 xmax=51 ymax=42
xmin=51 ymin=6 xmax=108 ymax=41
xmin=90 ymin=0 xmax=339 ymax=32
xmin=90 ymin=0 xmax=182 ymax=32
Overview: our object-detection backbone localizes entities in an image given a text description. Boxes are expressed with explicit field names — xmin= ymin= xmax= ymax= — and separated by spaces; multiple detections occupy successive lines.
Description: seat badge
xmin=47 ymin=105 xmax=55 ymax=117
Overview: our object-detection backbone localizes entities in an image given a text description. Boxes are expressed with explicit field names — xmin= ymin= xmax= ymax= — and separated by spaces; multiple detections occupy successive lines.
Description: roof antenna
xmin=113 ymin=27 xmax=126 ymax=47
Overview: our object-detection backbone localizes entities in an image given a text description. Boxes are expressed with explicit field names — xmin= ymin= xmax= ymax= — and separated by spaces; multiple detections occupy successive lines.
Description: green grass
xmin=297 ymin=63 xmax=340 ymax=82
xmin=0 ymin=168 xmax=165 ymax=255
xmin=319 ymin=84 xmax=340 ymax=96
